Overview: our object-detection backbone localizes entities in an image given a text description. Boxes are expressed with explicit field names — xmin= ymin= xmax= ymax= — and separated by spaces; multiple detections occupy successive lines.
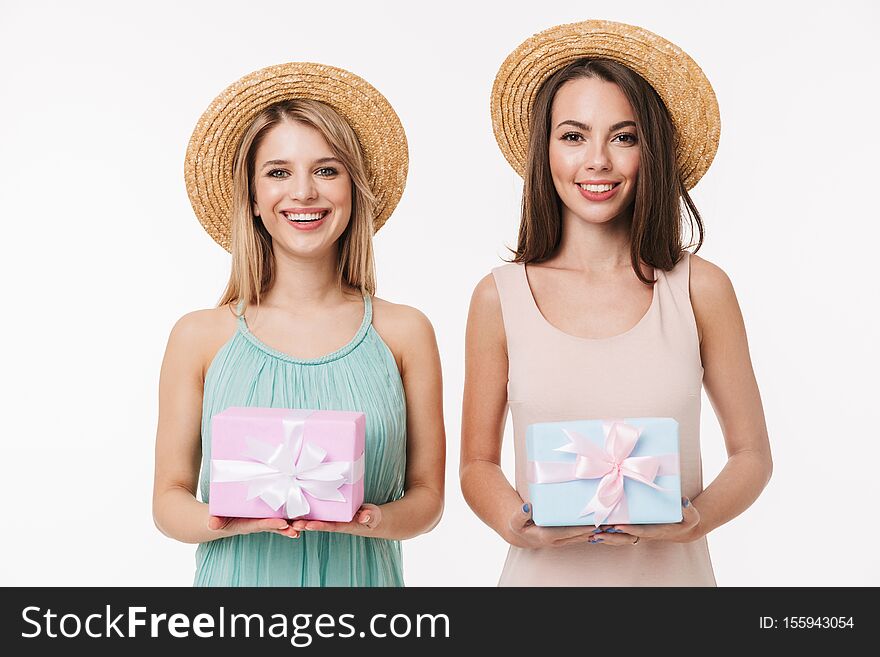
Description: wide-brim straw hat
xmin=185 ymin=62 xmax=408 ymax=251
xmin=491 ymin=19 xmax=720 ymax=190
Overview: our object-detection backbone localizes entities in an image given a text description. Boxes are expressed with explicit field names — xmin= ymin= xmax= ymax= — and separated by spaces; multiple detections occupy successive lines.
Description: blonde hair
xmin=217 ymin=99 xmax=377 ymax=313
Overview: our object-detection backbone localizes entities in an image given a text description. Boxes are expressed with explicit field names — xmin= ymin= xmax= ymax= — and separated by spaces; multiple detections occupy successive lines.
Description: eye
xmin=267 ymin=169 xmax=288 ymax=178
xmin=561 ymin=132 xmax=583 ymax=142
xmin=316 ymin=167 xmax=338 ymax=177
xmin=613 ymin=133 xmax=638 ymax=145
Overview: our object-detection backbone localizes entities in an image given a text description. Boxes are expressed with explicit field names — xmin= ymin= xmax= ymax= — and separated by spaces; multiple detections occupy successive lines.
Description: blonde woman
xmin=153 ymin=63 xmax=445 ymax=586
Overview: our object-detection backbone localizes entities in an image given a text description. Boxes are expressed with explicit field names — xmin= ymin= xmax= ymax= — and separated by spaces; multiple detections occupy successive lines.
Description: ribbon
xmin=528 ymin=420 xmax=678 ymax=527
xmin=211 ymin=414 xmax=364 ymax=518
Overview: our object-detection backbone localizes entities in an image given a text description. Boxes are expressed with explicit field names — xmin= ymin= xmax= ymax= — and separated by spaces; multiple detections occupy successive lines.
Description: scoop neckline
xmin=236 ymin=295 xmax=372 ymax=365
xmin=521 ymin=262 xmax=660 ymax=343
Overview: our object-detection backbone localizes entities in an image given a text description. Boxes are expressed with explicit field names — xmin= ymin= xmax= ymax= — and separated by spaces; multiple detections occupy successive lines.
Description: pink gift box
xmin=209 ymin=407 xmax=366 ymax=522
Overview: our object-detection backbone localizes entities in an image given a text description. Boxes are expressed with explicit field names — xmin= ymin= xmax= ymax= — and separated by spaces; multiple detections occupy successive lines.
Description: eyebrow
xmin=556 ymin=120 xmax=637 ymax=132
xmin=260 ymin=157 xmax=342 ymax=170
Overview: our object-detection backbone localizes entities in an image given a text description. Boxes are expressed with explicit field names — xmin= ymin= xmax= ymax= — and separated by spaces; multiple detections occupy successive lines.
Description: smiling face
xmin=548 ymin=76 xmax=640 ymax=226
xmin=250 ymin=119 xmax=353 ymax=258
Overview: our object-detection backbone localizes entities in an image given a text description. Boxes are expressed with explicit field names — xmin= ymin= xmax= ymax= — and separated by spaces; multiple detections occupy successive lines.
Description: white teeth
xmin=283 ymin=211 xmax=326 ymax=222
xmin=578 ymin=183 xmax=616 ymax=193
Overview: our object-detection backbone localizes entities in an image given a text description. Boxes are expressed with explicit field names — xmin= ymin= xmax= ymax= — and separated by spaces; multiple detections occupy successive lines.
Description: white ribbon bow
xmin=211 ymin=416 xmax=364 ymax=518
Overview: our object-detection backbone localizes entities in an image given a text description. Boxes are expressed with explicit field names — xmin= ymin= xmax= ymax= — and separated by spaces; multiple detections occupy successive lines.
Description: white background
xmin=1 ymin=0 xmax=877 ymax=586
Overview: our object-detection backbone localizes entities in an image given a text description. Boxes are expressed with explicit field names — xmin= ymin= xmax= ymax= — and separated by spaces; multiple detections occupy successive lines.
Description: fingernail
xmin=362 ymin=515 xmax=371 ymax=524
xmin=590 ymin=538 xmax=603 ymax=543
xmin=607 ymin=529 xmax=620 ymax=533
xmin=592 ymin=528 xmax=604 ymax=533
xmin=522 ymin=503 xmax=530 ymax=513
xmin=682 ymin=497 xmax=690 ymax=507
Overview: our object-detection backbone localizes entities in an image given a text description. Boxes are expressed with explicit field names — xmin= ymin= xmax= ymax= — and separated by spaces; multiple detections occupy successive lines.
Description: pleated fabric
xmin=193 ymin=295 xmax=407 ymax=587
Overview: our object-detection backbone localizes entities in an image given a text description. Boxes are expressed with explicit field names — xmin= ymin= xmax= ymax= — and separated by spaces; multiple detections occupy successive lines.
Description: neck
xmin=551 ymin=207 xmax=636 ymax=274
xmin=260 ymin=245 xmax=355 ymax=309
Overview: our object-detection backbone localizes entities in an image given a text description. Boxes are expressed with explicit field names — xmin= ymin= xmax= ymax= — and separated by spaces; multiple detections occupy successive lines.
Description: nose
xmin=583 ymin=139 xmax=612 ymax=172
xmin=286 ymin=171 xmax=318 ymax=202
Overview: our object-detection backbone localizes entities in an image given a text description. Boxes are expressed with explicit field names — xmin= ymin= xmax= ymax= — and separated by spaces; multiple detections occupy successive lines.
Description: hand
xmin=207 ymin=515 xmax=300 ymax=540
xmin=508 ymin=503 xmax=609 ymax=548
xmin=599 ymin=497 xmax=701 ymax=547
xmin=288 ymin=503 xmax=382 ymax=536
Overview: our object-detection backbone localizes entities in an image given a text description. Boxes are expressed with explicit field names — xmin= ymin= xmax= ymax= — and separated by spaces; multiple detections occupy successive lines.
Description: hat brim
xmin=185 ymin=62 xmax=408 ymax=252
xmin=490 ymin=20 xmax=720 ymax=190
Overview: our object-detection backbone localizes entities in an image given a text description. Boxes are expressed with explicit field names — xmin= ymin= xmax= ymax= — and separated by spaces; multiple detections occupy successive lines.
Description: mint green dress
xmin=194 ymin=295 xmax=407 ymax=586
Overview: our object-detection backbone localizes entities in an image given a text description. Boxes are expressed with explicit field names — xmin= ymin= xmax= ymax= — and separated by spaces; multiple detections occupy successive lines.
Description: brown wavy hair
xmin=217 ymin=99 xmax=377 ymax=314
xmin=510 ymin=58 xmax=704 ymax=283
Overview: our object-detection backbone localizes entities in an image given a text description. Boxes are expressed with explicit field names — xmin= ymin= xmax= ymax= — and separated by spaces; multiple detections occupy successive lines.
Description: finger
xmin=553 ymin=528 xmax=613 ymax=546
xmin=207 ymin=516 xmax=226 ymax=531
xmin=593 ymin=531 xmax=639 ymax=546
xmin=300 ymin=520 xmax=337 ymax=532
xmin=510 ymin=503 xmax=534 ymax=531
xmin=554 ymin=533 xmax=604 ymax=547
xmin=259 ymin=518 xmax=291 ymax=531
xmin=610 ymin=524 xmax=639 ymax=536
xmin=681 ymin=497 xmax=700 ymax=525
xmin=356 ymin=508 xmax=380 ymax=529
xmin=271 ymin=526 xmax=300 ymax=539
xmin=534 ymin=524 xmax=604 ymax=541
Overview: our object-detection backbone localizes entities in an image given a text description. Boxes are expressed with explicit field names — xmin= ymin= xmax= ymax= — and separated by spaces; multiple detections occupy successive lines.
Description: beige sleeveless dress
xmin=492 ymin=251 xmax=717 ymax=586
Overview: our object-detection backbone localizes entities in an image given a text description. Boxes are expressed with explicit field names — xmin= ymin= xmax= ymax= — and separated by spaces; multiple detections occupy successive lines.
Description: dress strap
xmin=363 ymin=293 xmax=373 ymax=326
xmin=235 ymin=299 xmax=247 ymax=326
xmin=491 ymin=263 xmax=549 ymax=349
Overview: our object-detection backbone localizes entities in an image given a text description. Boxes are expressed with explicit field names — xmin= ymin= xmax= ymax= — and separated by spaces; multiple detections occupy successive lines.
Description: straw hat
xmin=185 ymin=62 xmax=408 ymax=251
xmin=491 ymin=19 xmax=720 ymax=190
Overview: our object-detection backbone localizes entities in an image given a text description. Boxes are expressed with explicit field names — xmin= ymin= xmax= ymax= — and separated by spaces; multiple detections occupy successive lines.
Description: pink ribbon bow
xmin=529 ymin=420 xmax=677 ymax=527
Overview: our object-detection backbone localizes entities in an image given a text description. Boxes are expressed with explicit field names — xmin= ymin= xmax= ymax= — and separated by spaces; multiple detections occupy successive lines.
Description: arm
xmin=459 ymin=275 xmax=599 ymax=548
xmin=607 ymin=256 xmax=774 ymax=545
xmin=152 ymin=311 xmax=291 ymax=544
xmin=682 ymin=254 xmax=773 ymax=540
xmin=292 ymin=305 xmax=446 ymax=540
xmin=459 ymin=274 xmax=526 ymax=545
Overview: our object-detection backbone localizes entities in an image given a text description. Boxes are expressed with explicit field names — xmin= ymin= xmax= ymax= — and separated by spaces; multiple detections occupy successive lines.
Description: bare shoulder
xmin=688 ymin=253 xmax=741 ymax=345
xmin=371 ymin=297 xmax=437 ymax=372
xmin=689 ymin=253 xmax=737 ymax=302
xmin=371 ymin=296 xmax=434 ymax=337
xmin=466 ymin=272 xmax=506 ymax=354
xmin=166 ymin=304 xmax=239 ymax=380
xmin=470 ymin=272 xmax=502 ymax=310
xmin=468 ymin=273 xmax=504 ymax=328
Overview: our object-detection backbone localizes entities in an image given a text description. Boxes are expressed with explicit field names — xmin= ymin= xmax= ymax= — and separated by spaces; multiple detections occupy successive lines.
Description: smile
xmin=281 ymin=210 xmax=328 ymax=223
xmin=576 ymin=183 xmax=619 ymax=193
xmin=576 ymin=182 xmax=621 ymax=201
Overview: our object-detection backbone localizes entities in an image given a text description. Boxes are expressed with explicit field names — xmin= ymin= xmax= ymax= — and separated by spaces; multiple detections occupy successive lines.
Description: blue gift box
xmin=526 ymin=417 xmax=683 ymax=527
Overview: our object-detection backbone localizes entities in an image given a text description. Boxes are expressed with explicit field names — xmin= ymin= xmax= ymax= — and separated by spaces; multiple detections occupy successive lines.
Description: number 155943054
xmin=759 ymin=617 xmax=854 ymax=629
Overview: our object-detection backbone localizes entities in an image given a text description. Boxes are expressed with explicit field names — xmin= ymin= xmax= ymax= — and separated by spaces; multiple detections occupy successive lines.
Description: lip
xmin=576 ymin=182 xmax=622 ymax=202
xmin=282 ymin=208 xmax=330 ymax=231
xmin=281 ymin=207 xmax=330 ymax=214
